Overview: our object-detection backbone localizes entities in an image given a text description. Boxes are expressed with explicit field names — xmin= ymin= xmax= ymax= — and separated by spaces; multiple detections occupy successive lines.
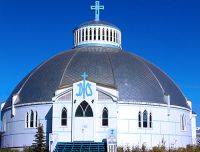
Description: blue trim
xmin=74 ymin=43 xmax=121 ymax=49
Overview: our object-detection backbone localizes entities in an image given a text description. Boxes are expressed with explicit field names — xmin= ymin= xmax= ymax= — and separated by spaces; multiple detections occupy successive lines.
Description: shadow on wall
xmin=45 ymin=106 xmax=53 ymax=146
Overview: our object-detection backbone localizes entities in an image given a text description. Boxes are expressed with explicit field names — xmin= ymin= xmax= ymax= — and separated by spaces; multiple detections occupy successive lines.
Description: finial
xmin=91 ymin=1 xmax=104 ymax=21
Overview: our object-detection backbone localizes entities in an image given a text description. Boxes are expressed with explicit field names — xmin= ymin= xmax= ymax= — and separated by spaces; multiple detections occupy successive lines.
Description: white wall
xmin=192 ymin=113 xmax=197 ymax=144
xmin=1 ymin=85 xmax=193 ymax=150
xmin=1 ymin=103 xmax=52 ymax=148
xmin=117 ymin=103 xmax=192 ymax=148
xmin=52 ymin=85 xmax=117 ymax=146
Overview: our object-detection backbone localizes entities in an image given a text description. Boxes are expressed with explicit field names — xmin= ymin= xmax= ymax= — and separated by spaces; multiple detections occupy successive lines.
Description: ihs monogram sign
xmin=73 ymin=72 xmax=96 ymax=101
xmin=76 ymin=72 xmax=92 ymax=99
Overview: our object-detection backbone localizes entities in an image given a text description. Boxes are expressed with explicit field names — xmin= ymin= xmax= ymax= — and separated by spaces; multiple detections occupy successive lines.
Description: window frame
xmin=75 ymin=101 xmax=93 ymax=117
xmin=3 ymin=114 xmax=6 ymax=132
xmin=30 ymin=110 xmax=34 ymax=128
xmin=143 ymin=110 xmax=148 ymax=128
xmin=61 ymin=107 xmax=67 ymax=127
xmin=138 ymin=111 xmax=142 ymax=128
xmin=102 ymin=107 xmax=108 ymax=127
xmin=25 ymin=112 xmax=29 ymax=128
xmin=149 ymin=112 xmax=152 ymax=128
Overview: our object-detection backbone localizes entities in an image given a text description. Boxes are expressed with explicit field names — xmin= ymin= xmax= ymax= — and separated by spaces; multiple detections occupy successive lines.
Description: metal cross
xmin=81 ymin=72 xmax=88 ymax=99
xmin=91 ymin=1 xmax=104 ymax=21
xmin=81 ymin=72 xmax=88 ymax=83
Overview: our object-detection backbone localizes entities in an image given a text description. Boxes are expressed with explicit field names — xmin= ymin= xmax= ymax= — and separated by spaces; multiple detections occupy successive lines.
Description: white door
xmin=73 ymin=101 xmax=94 ymax=141
xmin=73 ymin=117 xmax=94 ymax=141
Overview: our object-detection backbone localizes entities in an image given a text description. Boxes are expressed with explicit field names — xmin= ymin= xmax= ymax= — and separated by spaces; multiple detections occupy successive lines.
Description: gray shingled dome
xmin=4 ymin=46 xmax=188 ymax=109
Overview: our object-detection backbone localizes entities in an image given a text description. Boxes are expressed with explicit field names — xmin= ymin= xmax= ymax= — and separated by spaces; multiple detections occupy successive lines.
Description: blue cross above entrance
xmin=91 ymin=1 xmax=104 ymax=21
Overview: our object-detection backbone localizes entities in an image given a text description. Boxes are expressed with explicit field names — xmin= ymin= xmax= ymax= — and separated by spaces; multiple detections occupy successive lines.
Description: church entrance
xmin=73 ymin=101 xmax=94 ymax=141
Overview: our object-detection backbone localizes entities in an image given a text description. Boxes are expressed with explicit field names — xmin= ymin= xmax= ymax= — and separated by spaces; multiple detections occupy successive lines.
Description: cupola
xmin=73 ymin=1 xmax=122 ymax=49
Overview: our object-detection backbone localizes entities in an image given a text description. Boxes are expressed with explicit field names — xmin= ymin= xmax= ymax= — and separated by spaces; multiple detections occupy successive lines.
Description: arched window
xmin=75 ymin=101 xmax=93 ymax=117
xmin=25 ymin=112 xmax=29 ymax=128
xmin=102 ymin=108 xmax=108 ymax=126
xmin=181 ymin=114 xmax=186 ymax=130
xmin=102 ymin=28 xmax=105 ymax=40
xmin=86 ymin=29 xmax=88 ymax=41
xmin=61 ymin=108 xmax=67 ymax=126
xmin=30 ymin=110 xmax=34 ymax=128
xmin=82 ymin=29 xmax=84 ymax=41
xmin=138 ymin=111 xmax=141 ymax=127
xmin=3 ymin=114 xmax=6 ymax=132
xmin=143 ymin=110 xmax=148 ymax=128
xmin=149 ymin=112 xmax=152 ymax=128
xmin=35 ymin=111 xmax=38 ymax=127
xmin=94 ymin=28 xmax=96 ymax=40
xmin=90 ymin=28 xmax=92 ymax=40
xmin=181 ymin=115 xmax=184 ymax=130
xmin=98 ymin=28 xmax=101 ymax=40
xmin=106 ymin=29 xmax=109 ymax=41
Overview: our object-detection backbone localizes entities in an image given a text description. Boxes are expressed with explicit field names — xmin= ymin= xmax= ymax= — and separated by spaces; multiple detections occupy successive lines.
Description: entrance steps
xmin=54 ymin=141 xmax=106 ymax=152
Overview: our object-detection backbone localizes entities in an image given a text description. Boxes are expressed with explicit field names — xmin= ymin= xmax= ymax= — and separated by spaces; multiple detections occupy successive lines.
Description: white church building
xmin=1 ymin=1 xmax=197 ymax=151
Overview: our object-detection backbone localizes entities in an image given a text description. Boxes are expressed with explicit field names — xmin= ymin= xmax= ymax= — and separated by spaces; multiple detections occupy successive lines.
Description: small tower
xmin=73 ymin=1 xmax=122 ymax=49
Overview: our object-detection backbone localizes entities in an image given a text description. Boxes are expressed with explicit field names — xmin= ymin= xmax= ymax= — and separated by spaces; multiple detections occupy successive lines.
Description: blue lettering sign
xmin=76 ymin=72 xmax=93 ymax=99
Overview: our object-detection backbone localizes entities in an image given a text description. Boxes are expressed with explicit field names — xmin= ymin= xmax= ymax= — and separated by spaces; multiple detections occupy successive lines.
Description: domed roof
xmin=3 ymin=47 xmax=188 ymax=110
xmin=75 ymin=20 xmax=120 ymax=30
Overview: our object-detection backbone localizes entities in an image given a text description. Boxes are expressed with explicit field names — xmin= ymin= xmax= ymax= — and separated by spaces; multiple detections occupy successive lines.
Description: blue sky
xmin=0 ymin=0 xmax=200 ymax=126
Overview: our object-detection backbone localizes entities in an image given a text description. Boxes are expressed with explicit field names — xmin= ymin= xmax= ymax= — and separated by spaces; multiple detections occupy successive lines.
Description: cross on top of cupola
xmin=91 ymin=1 xmax=104 ymax=21
xmin=73 ymin=1 xmax=122 ymax=49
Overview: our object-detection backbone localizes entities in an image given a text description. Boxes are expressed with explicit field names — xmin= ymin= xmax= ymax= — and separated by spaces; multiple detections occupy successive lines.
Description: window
xmin=102 ymin=107 xmax=108 ymax=126
xmin=138 ymin=111 xmax=141 ymax=127
xmin=73 ymin=32 xmax=75 ymax=45
xmin=90 ymin=28 xmax=92 ymax=40
xmin=181 ymin=115 xmax=183 ymax=130
xmin=82 ymin=29 xmax=84 ymax=41
xmin=106 ymin=29 xmax=109 ymax=41
xmin=30 ymin=110 xmax=34 ymax=128
xmin=116 ymin=32 xmax=118 ymax=43
xmin=110 ymin=30 xmax=113 ymax=42
xmin=76 ymin=30 xmax=78 ymax=44
xmin=75 ymin=101 xmax=93 ymax=117
xmin=149 ymin=112 xmax=152 ymax=128
xmin=35 ymin=111 xmax=38 ymax=127
xmin=3 ymin=114 xmax=6 ymax=132
xmin=61 ymin=108 xmax=67 ymax=126
xmin=102 ymin=28 xmax=105 ymax=40
xmin=25 ymin=110 xmax=38 ymax=128
xmin=143 ymin=110 xmax=148 ymax=128
xmin=114 ymin=31 xmax=116 ymax=42
xmin=79 ymin=30 xmax=81 ymax=43
xmin=26 ymin=112 xmax=29 ymax=128
xmin=98 ymin=28 xmax=101 ymax=40
xmin=181 ymin=114 xmax=186 ymax=130
xmin=86 ymin=29 xmax=88 ymax=41
xmin=94 ymin=28 xmax=96 ymax=40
